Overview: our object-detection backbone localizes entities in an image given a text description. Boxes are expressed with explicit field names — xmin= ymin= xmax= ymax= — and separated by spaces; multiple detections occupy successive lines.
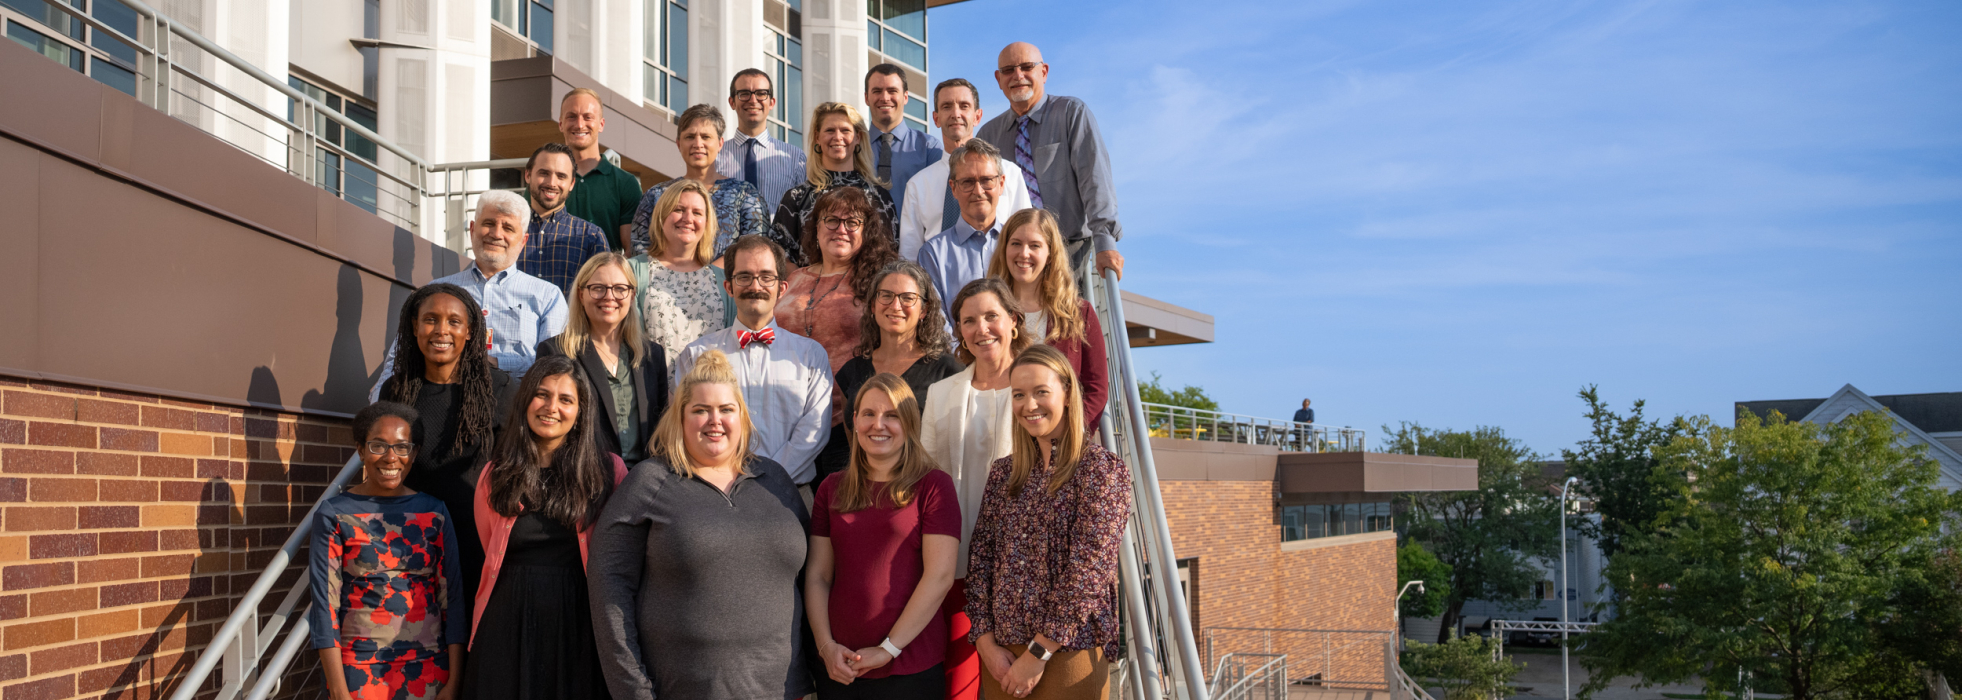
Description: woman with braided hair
xmin=378 ymin=283 xmax=515 ymax=603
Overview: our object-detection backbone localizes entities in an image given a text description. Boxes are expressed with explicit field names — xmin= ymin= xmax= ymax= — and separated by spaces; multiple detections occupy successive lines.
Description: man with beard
xmin=976 ymin=42 xmax=1126 ymax=280
xmin=671 ymin=235 xmax=833 ymax=496
xmin=516 ymin=142 xmax=612 ymax=295
xmin=368 ymin=189 xmax=569 ymax=400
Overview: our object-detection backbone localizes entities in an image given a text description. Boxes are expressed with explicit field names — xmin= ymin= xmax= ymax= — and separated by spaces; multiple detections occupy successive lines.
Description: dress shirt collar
xmin=729 ymin=129 xmax=774 ymax=150
xmin=730 ymin=318 xmax=786 ymax=342
xmin=950 ymin=215 xmax=999 ymax=246
xmin=1014 ymin=93 xmax=1053 ymax=124
xmin=530 ymin=202 xmax=570 ymax=223
xmin=869 ymin=121 xmax=912 ymax=142
xmin=468 ymin=263 xmax=512 ymax=284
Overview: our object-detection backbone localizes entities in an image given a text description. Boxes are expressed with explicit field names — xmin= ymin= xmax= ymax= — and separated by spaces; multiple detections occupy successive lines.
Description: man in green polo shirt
xmin=559 ymin=87 xmax=643 ymax=252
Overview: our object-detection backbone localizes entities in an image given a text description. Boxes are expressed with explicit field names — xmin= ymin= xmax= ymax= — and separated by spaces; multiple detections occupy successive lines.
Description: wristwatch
xmin=879 ymin=637 xmax=904 ymax=659
xmin=1026 ymin=640 xmax=1054 ymax=663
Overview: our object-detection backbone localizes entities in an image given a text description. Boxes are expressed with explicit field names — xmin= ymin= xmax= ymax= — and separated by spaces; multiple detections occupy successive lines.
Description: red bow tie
xmin=738 ymin=328 xmax=776 ymax=348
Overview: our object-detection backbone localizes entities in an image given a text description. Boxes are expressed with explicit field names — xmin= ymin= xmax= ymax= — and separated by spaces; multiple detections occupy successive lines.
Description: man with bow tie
xmin=671 ymin=235 xmax=834 ymax=494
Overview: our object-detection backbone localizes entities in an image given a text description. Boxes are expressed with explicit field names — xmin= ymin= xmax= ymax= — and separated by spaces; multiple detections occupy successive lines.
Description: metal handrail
xmin=1141 ymin=402 xmax=1365 ymax=453
xmin=1205 ymin=627 xmax=1395 ymax=691
xmin=1209 ymin=653 xmax=1288 ymax=700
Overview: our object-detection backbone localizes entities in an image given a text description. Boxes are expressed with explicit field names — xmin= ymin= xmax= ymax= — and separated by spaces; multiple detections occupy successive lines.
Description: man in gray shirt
xmin=976 ymin=41 xmax=1125 ymax=280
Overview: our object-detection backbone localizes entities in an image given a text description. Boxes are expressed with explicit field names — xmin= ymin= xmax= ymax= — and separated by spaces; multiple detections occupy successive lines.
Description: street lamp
xmin=1394 ymin=580 xmax=1425 ymax=652
xmin=1560 ymin=476 xmax=1579 ymax=700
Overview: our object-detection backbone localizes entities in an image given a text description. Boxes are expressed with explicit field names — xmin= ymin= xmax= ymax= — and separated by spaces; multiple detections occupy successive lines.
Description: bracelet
xmin=880 ymin=637 xmax=904 ymax=658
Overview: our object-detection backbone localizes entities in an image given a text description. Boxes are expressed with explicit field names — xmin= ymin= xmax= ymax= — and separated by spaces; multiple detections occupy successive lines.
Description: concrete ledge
xmin=1151 ymin=437 xmax=1278 ymax=481
xmin=1280 ymin=529 xmax=1396 ymax=552
xmin=1277 ymin=452 xmax=1478 ymax=493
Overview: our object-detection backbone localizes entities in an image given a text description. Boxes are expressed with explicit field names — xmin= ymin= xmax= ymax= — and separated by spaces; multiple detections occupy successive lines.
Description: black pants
xmin=815 ymin=663 xmax=946 ymax=700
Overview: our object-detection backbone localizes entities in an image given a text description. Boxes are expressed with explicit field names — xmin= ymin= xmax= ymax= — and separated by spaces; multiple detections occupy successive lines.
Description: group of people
xmin=309 ymin=41 xmax=1136 ymax=700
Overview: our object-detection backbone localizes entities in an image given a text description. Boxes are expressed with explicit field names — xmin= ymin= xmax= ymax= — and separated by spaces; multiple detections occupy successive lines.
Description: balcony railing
xmin=1143 ymin=403 xmax=1364 ymax=453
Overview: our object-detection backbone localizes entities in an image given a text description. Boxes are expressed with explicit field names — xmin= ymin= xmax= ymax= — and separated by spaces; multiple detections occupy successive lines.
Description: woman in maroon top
xmin=776 ymin=186 xmax=901 ymax=484
xmin=806 ymin=373 xmax=961 ymax=699
xmin=965 ymin=345 xmax=1131 ymax=700
xmin=986 ymin=209 xmax=1108 ymax=431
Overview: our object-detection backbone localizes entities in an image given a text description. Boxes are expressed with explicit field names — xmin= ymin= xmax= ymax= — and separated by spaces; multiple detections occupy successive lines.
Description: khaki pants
xmin=980 ymin=645 xmax=1108 ymax=700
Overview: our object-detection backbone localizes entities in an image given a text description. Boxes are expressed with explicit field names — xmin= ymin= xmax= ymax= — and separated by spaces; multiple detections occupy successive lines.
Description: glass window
xmin=642 ymin=0 xmax=686 ymax=114
xmin=905 ymin=95 xmax=927 ymax=123
xmin=529 ymin=1 xmax=553 ymax=53
xmin=879 ymin=0 xmax=922 ymax=39
xmin=765 ymin=28 xmax=801 ymax=146
xmin=866 ymin=19 xmax=879 ymax=51
xmin=3 ymin=0 xmax=85 ymax=40
xmin=8 ymin=20 xmax=83 ymax=71
xmin=880 ymin=28 xmax=923 ymax=70
xmin=90 ymin=57 xmax=134 ymax=95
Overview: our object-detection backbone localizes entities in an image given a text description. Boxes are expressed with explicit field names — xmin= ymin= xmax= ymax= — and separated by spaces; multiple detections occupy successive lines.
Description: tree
xmin=1875 ymin=544 xmax=1962 ymax=686
xmin=1560 ymin=386 xmax=1694 ymax=558
xmin=1386 ymin=423 xmax=1560 ymax=643
xmin=1402 ymin=634 xmax=1522 ymax=700
xmin=1398 ymin=540 xmax=1453 ymax=621
xmin=1577 ymin=410 xmax=1961 ymax=700
xmin=1137 ymin=372 xmax=1218 ymax=412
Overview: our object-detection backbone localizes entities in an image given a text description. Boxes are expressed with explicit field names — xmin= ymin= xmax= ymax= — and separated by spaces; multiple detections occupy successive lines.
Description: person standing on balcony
xmin=628 ymin=104 xmax=768 ymax=260
xmin=309 ymin=401 xmax=468 ymax=700
xmin=1294 ymin=398 xmax=1314 ymax=425
xmin=672 ymin=235 xmax=833 ymax=495
xmin=518 ymin=143 xmax=612 ymax=296
xmin=774 ymin=187 xmax=900 ymax=484
xmin=988 ymin=208 xmax=1107 ymax=431
xmin=966 ymin=344 xmax=1132 ymax=700
xmin=558 ymin=88 xmax=642 ymax=253
xmin=864 ymin=64 xmax=941 ymax=223
xmin=919 ymin=140 xmax=1008 ymax=323
xmin=717 ymin=69 xmax=808 ymax=220
xmin=538 ymin=253 xmax=669 ymax=462
xmin=629 ymin=180 xmax=736 ymax=367
xmin=899 ymin=78 xmax=1032 ymax=262
xmin=773 ymin=102 xmax=898 ymax=265
xmin=465 ymin=356 xmax=629 ymax=699
xmin=589 ymin=350 xmax=814 ymax=700
xmin=835 ymin=261 xmax=963 ymax=457
xmin=976 ymin=42 xmax=1124 ymax=281
xmin=921 ymin=278 xmax=1034 ymax=700
xmin=806 ymin=375 xmax=961 ymax=699
xmin=368 ymin=191 xmax=568 ymax=399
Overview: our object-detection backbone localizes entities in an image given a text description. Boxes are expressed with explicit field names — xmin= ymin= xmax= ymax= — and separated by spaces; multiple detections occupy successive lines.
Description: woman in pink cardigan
xmin=462 ymin=355 xmax=629 ymax=699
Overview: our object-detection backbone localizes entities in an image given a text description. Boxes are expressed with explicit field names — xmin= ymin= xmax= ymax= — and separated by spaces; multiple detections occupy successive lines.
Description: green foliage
xmin=1576 ymin=410 xmax=1962 ymax=700
xmin=1385 ymin=423 xmax=1559 ymax=642
xmin=1561 ymin=386 xmax=1696 ymax=558
xmin=1875 ymin=544 xmax=1962 ymax=680
xmin=1398 ymin=540 xmax=1453 ymax=620
xmin=1402 ymin=634 xmax=1522 ymax=700
xmin=1137 ymin=372 xmax=1218 ymax=412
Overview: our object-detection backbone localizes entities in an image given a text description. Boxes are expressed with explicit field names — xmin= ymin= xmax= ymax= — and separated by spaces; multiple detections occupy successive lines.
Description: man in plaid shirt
xmin=517 ymin=142 xmax=610 ymax=295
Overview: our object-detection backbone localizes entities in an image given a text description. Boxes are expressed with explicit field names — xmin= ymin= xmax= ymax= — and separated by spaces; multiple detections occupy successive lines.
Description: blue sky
xmin=924 ymin=0 xmax=1962 ymax=456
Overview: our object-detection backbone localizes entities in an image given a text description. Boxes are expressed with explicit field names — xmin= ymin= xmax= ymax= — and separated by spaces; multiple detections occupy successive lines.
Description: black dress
xmin=813 ymin=353 xmax=965 ymax=484
xmin=463 ymin=508 xmax=610 ymax=699
xmin=388 ymin=370 xmax=513 ymax=603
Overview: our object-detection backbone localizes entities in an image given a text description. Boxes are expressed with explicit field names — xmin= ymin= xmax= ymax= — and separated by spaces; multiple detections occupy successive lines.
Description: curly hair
xmin=800 ymin=186 xmax=897 ymax=304
xmin=379 ymin=284 xmax=500 ymax=456
xmin=852 ymin=260 xmax=951 ymax=359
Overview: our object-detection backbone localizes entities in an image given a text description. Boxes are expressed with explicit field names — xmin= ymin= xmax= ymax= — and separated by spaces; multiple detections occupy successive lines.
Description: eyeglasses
xmin=821 ymin=216 xmax=866 ymax=231
xmin=952 ymin=176 xmax=1002 ymax=192
xmin=363 ymin=440 xmax=415 ymax=458
xmin=875 ymin=291 xmax=922 ymax=308
xmin=731 ymin=273 xmax=781 ymax=287
xmin=996 ymin=62 xmax=1043 ymax=75
xmin=732 ymin=89 xmax=774 ymax=102
xmin=584 ymin=284 xmax=635 ymax=299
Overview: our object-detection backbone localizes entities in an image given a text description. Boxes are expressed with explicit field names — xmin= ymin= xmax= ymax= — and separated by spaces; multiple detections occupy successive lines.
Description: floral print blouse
xmin=628 ymin=177 xmax=770 ymax=261
xmin=965 ymin=441 xmax=1133 ymax=658
xmin=634 ymin=257 xmax=731 ymax=367
xmin=769 ymin=171 xmax=896 ymax=265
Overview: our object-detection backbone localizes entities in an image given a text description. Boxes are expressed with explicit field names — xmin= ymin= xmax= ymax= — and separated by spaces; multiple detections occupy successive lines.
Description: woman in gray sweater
xmin=588 ymin=349 xmax=814 ymax=700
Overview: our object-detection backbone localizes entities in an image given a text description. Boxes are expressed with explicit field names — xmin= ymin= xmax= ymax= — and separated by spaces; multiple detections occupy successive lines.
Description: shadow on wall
xmin=104 ymin=474 xmax=247 ymax=700
xmin=301 ymin=265 xmax=371 ymax=416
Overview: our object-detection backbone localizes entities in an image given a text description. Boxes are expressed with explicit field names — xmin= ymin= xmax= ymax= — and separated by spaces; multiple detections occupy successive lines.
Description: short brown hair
xmin=949 ymin=277 xmax=1033 ymax=365
xmin=722 ymin=234 xmax=789 ymax=280
xmin=933 ymin=78 xmax=979 ymax=108
xmin=677 ymin=103 xmax=726 ymax=135
xmin=865 ymin=63 xmax=909 ymax=93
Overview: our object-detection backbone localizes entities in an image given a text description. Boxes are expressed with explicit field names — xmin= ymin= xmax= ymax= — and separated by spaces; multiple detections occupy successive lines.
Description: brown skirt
xmin=979 ymin=645 xmax=1108 ymax=700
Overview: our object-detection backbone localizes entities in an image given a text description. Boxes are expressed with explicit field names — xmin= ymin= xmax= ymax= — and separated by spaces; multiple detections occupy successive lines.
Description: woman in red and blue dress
xmin=310 ymin=401 xmax=468 ymax=700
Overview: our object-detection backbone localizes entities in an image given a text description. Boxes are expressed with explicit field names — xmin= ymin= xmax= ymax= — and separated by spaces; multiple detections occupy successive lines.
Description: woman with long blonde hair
xmin=538 ymin=252 xmax=669 ymax=461
xmin=987 ymin=208 xmax=1108 ymax=430
xmin=588 ymin=349 xmax=814 ymax=700
xmin=630 ymin=179 xmax=736 ymax=366
xmin=805 ymin=374 xmax=960 ymax=698
xmin=964 ymin=344 xmax=1131 ymax=700
xmin=770 ymin=102 xmax=898 ymax=264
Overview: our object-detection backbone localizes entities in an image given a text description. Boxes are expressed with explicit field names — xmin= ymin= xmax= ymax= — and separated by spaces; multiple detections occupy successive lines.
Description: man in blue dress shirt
xmin=716 ymin=69 xmax=808 ymax=218
xmin=369 ymin=189 xmax=569 ymax=401
xmin=516 ymin=142 xmax=610 ymax=296
xmin=864 ymin=63 xmax=941 ymax=223
xmin=918 ymin=139 xmax=1008 ymax=322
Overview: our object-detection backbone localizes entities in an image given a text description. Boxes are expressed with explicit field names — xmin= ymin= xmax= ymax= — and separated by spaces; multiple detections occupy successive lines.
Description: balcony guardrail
xmin=1208 ymin=653 xmax=1288 ymax=700
xmin=1142 ymin=403 xmax=1364 ymax=453
xmin=1204 ymin=627 xmax=1394 ymax=691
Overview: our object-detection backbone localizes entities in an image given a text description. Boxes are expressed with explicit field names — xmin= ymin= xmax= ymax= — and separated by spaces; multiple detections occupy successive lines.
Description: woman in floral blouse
xmin=631 ymin=179 xmax=735 ymax=367
xmin=771 ymin=102 xmax=897 ymax=265
xmin=965 ymin=344 xmax=1131 ymax=700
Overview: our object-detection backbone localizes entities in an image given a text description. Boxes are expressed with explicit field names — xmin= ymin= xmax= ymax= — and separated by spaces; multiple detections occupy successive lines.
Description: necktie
xmin=876 ymin=132 xmax=894 ymax=184
xmin=1016 ymin=117 xmax=1044 ymax=210
xmin=743 ymin=138 xmax=760 ymax=191
xmin=738 ymin=327 xmax=776 ymax=348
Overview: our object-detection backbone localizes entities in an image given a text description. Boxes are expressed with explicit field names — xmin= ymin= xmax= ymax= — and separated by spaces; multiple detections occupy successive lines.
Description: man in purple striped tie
xmin=976 ymin=42 xmax=1126 ymax=280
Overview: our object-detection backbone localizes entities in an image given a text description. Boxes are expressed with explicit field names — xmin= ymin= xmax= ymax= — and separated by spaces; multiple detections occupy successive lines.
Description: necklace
xmin=803 ymin=271 xmax=849 ymax=337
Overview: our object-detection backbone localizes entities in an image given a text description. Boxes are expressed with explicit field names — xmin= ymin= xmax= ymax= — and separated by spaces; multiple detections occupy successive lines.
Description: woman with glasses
xmin=834 ymin=261 xmax=962 ymax=452
xmin=772 ymin=102 xmax=897 ymax=265
xmin=774 ymin=187 xmax=901 ymax=484
xmin=630 ymin=179 xmax=736 ymax=367
xmin=464 ymin=356 xmax=630 ymax=699
xmin=377 ymin=284 xmax=516 ymax=603
xmin=986 ymin=209 xmax=1108 ymax=430
xmin=309 ymin=401 xmax=467 ymax=700
xmin=539 ymin=253 xmax=669 ymax=462
xmin=628 ymin=104 xmax=769 ymax=260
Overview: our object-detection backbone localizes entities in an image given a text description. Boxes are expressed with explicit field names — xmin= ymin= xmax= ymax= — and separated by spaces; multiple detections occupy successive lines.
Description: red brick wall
xmin=0 ymin=374 xmax=347 ymax=700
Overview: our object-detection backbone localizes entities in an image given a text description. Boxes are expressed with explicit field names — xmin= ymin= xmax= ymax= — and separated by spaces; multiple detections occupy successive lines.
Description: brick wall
xmin=0 ymin=374 xmax=348 ymax=700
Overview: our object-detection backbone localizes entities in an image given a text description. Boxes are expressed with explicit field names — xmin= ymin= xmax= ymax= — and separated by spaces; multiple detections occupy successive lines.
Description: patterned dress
xmin=308 ymin=491 xmax=467 ymax=700
xmin=632 ymin=256 xmax=732 ymax=367
xmin=628 ymin=177 xmax=770 ymax=260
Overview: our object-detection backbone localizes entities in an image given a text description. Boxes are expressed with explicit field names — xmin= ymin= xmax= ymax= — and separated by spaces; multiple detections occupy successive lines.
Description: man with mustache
xmin=976 ymin=42 xmax=1126 ymax=280
xmin=899 ymin=77 xmax=1033 ymax=261
xmin=671 ymin=235 xmax=834 ymax=496
xmin=368 ymin=189 xmax=570 ymax=401
xmin=517 ymin=142 xmax=612 ymax=296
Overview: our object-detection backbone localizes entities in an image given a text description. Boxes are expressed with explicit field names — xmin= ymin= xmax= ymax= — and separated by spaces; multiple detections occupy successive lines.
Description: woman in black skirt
xmin=464 ymin=355 xmax=628 ymax=698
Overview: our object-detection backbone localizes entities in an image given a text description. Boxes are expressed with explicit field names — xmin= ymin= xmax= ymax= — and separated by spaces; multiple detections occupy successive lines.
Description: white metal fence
xmin=1142 ymin=403 xmax=1365 ymax=453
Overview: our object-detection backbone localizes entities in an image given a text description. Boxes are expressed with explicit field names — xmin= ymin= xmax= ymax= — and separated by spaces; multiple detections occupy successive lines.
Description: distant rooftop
xmin=1736 ymin=391 xmax=1962 ymax=434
